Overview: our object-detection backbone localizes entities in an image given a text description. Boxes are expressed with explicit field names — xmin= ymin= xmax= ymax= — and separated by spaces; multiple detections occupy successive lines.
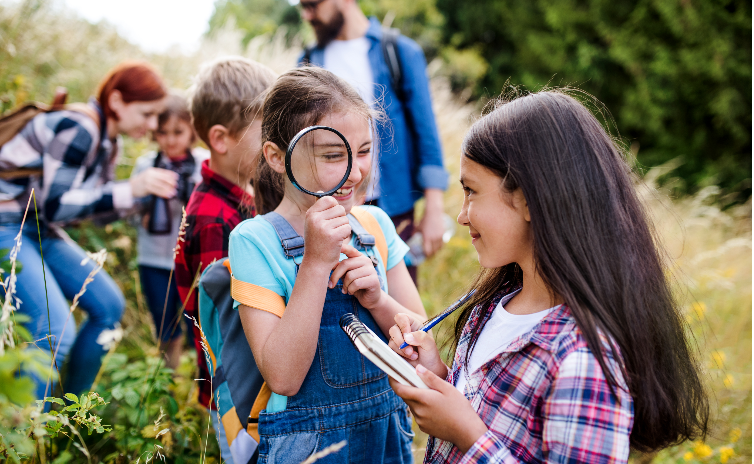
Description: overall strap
xmin=348 ymin=213 xmax=387 ymax=292
xmin=263 ymin=211 xmax=305 ymax=259
xmin=347 ymin=214 xmax=376 ymax=252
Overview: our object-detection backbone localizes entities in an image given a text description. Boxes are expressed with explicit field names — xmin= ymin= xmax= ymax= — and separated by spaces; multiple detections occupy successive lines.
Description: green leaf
xmin=63 ymin=392 xmax=79 ymax=403
xmin=51 ymin=450 xmax=73 ymax=464
xmin=45 ymin=397 xmax=65 ymax=405
xmin=111 ymin=385 xmax=125 ymax=401
xmin=124 ymin=389 xmax=140 ymax=408
xmin=167 ymin=396 xmax=179 ymax=416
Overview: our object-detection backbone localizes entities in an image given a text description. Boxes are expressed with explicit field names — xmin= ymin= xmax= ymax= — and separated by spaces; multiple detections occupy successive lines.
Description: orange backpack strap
xmin=225 ymin=260 xmax=286 ymax=318
xmin=350 ymin=206 xmax=389 ymax=270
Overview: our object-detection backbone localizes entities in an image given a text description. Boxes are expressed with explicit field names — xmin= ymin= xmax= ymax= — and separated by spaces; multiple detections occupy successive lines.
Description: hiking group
xmin=0 ymin=0 xmax=709 ymax=463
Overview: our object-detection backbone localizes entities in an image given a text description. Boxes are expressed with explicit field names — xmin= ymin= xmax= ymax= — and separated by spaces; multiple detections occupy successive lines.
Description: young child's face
xmin=457 ymin=155 xmax=532 ymax=269
xmin=289 ymin=111 xmax=372 ymax=213
xmin=154 ymin=116 xmax=194 ymax=160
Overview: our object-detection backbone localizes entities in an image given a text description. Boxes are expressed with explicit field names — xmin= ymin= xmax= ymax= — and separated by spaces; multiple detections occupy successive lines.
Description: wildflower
xmin=693 ymin=441 xmax=713 ymax=459
xmin=729 ymin=428 xmax=741 ymax=443
xmin=687 ymin=301 xmax=707 ymax=322
xmin=96 ymin=324 xmax=123 ymax=351
xmin=683 ymin=451 xmax=694 ymax=461
xmin=719 ymin=446 xmax=734 ymax=463
xmin=723 ymin=374 xmax=735 ymax=388
xmin=710 ymin=350 xmax=726 ymax=367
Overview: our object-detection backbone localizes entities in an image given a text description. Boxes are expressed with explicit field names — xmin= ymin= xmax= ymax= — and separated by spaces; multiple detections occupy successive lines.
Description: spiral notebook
xmin=339 ymin=313 xmax=428 ymax=389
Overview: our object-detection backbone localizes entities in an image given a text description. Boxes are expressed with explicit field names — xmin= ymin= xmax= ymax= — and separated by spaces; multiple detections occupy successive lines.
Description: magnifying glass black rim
xmin=285 ymin=125 xmax=353 ymax=198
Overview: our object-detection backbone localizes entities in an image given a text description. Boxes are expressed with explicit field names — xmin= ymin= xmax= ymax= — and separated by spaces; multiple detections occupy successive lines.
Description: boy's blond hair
xmin=189 ymin=56 xmax=277 ymax=146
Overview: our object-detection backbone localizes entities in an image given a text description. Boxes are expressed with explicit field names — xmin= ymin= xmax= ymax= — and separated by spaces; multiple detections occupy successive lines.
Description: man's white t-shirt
xmin=455 ymin=293 xmax=554 ymax=395
xmin=323 ymin=37 xmax=380 ymax=200
xmin=323 ymin=37 xmax=375 ymax=104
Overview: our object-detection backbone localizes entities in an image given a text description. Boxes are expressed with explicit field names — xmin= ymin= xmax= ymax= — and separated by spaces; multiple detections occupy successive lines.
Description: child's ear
xmin=208 ymin=124 xmax=230 ymax=154
xmin=263 ymin=141 xmax=286 ymax=174
xmin=513 ymin=189 xmax=531 ymax=223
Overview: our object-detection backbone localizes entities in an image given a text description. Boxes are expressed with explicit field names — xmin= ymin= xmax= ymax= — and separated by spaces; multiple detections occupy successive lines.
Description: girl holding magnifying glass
xmin=229 ymin=67 xmax=426 ymax=463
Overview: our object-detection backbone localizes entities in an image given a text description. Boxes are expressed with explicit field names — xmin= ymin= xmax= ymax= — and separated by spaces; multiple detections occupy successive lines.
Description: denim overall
xmin=256 ymin=212 xmax=414 ymax=464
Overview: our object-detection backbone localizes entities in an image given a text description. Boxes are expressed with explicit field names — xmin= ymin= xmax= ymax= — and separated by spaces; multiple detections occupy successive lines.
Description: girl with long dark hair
xmin=389 ymin=90 xmax=709 ymax=462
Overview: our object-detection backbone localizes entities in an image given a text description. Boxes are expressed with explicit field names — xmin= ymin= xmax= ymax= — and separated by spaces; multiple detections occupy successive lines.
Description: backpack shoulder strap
xmin=64 ymin=102 xmax=101 ymax=133
xmin=350 ymin=206 xmax=389 ymax=269
xmin=227 ymin=258 xmax=286 ymax=318
xmin=380 ymin=27 xmax=404 ymax=99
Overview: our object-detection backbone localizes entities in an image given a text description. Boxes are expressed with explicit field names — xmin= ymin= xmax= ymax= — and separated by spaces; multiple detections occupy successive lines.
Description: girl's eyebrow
xmin=359 ymin=141 xmax=372 ymax=149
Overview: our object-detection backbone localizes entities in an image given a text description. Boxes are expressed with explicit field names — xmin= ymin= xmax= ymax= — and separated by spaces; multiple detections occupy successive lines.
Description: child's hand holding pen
xmin=388 ymin=313 xmax=449 ymax=379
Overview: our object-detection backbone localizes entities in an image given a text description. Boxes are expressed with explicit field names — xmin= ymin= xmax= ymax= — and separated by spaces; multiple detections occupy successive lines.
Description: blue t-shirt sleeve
xmin=361 ymin=205 xmax=409 ymax=271
xmin=228 ymin=219 xmax=287 ymax=309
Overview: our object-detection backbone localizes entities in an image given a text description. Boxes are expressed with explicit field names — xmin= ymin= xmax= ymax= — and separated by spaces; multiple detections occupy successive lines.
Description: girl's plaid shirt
xmin=425 ymin=288 xmax=634 ymax=464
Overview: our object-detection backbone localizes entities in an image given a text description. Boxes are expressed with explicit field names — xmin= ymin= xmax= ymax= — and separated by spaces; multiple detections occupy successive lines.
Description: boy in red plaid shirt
xmin=174 ymin=57 xmax=276 ymax=462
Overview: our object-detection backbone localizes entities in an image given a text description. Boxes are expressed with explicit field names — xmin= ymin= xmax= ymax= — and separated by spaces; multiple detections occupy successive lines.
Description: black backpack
xmin=302 ymin=27 xmax=404 ymax=99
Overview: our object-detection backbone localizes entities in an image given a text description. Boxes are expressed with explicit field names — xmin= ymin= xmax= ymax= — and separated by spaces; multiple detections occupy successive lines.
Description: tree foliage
xmin=436 ymin=0 xmax=752 ymax=192
xmin=207 ymin=0 xmax=304 ymax=46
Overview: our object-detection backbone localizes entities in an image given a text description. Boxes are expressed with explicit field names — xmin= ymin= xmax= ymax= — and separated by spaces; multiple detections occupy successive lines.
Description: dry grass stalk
xmin=0 ymin=188 xmax=36 ymax=354
xmin=43 ymin=248 xmax=108 ymax=399
xmin=299 ymin=440 xmax=347 ymax=464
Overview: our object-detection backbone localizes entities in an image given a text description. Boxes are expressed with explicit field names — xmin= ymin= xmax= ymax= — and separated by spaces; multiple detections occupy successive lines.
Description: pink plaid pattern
xmin=425 ymin=288 xmax=634 ymax=464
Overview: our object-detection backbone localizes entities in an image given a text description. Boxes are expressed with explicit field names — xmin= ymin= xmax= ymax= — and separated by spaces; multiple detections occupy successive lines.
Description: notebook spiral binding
xmin=340 ymin=313 xmax=370 ymax=341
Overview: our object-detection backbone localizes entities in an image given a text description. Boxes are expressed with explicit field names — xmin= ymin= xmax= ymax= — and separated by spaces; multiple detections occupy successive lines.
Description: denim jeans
xmin=138 ymin=265 xmax=183 ymax=342
xmin=0 ymin=224 xmax=125 ymax=398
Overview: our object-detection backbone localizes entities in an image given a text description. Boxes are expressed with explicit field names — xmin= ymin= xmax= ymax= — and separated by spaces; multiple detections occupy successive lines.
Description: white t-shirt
xmin=455 ymin=293 xmax=554 ymax=395
xmin=323 ymin=37 xmax=374 ymax=104
xmin=323 ymin=37 xmax=380 ymax=200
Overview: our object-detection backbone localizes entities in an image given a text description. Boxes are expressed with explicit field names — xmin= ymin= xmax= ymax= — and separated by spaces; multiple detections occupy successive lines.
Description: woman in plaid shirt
xmin=0 ymin=63 xmax=176 ymax=399
xmin=389 ymin=91 xmax=709 ymax=463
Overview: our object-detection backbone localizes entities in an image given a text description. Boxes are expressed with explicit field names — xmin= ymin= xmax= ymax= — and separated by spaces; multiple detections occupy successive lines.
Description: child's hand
xmin=389 ymin=364 xmax=489 ymax=454
xmin=388 ymin=313 xmax=447 ymax=378
xmin=303 ymin=196 xmax=351 ymax=268
xmin=329 ymin=244 xmax=382 ymax=308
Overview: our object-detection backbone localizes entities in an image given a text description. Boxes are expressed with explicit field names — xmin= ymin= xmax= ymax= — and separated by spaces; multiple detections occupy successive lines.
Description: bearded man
xmin=297 ymin=0 xmax=449 ymax=283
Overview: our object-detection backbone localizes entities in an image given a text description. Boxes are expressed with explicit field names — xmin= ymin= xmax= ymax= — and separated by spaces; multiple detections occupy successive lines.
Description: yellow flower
xmin=710 ymin=350 xmax=726 ymax=367
xmin=693 ymin=441 xmax=713 ymax=459
xmin=683 ymin=451 xmax=694 ymax=461
xmin=690 ymin=302 xmax=707 ymax=321
xmin=719 ymin=446 xmax=734 ymax=463
xmin=729 ymin=428 xmax=742 ymax=443
xmin=723 ymin=374 xmax=735 ymax=388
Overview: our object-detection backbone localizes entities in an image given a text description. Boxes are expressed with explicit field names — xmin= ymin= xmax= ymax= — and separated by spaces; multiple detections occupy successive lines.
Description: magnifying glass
xmin=285 ymin=125 xmax=353 ymax=198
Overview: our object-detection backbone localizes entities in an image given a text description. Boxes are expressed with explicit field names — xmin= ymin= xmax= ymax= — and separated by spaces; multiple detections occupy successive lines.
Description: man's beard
xmin=311 ymin=10 xmax=344 ymax=46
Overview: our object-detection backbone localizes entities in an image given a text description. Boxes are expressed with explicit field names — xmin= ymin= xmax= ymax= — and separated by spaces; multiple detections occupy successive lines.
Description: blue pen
xmin=399 ymin=290 xmax=477 ymax=349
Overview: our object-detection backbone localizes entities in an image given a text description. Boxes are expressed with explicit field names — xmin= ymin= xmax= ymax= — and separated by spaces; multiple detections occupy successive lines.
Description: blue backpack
xmin=198 ymin=257 xmax=264 ymax=464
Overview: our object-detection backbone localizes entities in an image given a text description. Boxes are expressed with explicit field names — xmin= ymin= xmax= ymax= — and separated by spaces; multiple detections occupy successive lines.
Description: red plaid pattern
xmin=174 ymin=159 xmax=253 ymax=409
xmin=425 ymin=286 xmax=634 ymax=464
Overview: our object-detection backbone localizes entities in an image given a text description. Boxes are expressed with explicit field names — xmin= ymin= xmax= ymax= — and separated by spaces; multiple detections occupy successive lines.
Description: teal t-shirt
xmin=229 ymin=205 xmax=408 ymax=308
xmin=228 ymin=206 xmax=409 ymax=413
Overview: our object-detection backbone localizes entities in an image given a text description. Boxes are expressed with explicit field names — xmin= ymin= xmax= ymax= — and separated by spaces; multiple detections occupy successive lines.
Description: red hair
xmin=97 ymin=62 xmax=167 ymax=120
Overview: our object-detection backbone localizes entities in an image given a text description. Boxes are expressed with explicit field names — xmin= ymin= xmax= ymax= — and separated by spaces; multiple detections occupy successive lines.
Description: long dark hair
xmin=453 ymin=90 xmax=708 ymax=452
xmin=253 ymin=67 xmax=377 ymax=214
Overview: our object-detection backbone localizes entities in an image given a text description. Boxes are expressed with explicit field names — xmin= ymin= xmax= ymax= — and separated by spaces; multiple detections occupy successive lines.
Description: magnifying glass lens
xmin=290 ymin=127 xmax=350 ymax=195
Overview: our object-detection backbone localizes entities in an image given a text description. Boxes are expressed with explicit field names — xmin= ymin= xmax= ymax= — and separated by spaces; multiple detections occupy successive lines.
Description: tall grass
xmin=0 ymin=0 xmax=750 ymax=462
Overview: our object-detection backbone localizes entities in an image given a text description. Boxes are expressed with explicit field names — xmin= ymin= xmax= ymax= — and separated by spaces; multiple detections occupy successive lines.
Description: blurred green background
xmin=0 ymin=0 xmax=750 ymax=462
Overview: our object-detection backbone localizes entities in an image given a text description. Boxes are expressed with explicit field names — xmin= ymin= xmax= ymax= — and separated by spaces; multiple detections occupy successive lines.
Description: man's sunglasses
xmin=298 ymin=0 xmax=327 ymax=12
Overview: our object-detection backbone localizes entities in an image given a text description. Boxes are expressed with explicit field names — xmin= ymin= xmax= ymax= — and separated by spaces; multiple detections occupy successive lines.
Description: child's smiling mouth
xmin=333 ymin=186 xmax=354 ymax=199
